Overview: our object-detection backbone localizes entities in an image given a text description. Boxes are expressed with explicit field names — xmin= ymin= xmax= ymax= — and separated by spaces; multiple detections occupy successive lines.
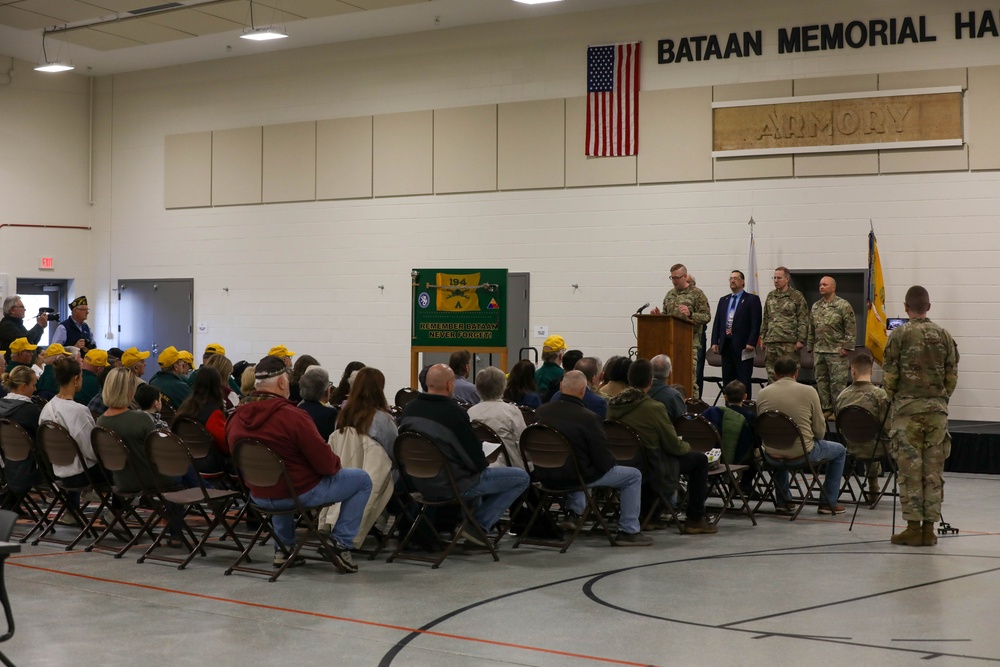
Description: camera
xmin=38 ymin=307 xmax=59 ymax=322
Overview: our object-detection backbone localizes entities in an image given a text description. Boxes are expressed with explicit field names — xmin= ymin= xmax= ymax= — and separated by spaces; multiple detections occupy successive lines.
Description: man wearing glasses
xmin=52 ymin=296 xmax=96 ymax=351
xmin=0 ymin=296 xmax=48 ymax=363
xmin=651 ymin=264 xmax=711 ymax=399
xmin=759 ymin=267 xmax=809 ymax=384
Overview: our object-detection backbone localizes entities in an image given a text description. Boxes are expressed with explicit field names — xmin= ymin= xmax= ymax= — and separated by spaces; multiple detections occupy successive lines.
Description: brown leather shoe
xmin=682 ymin=517 xmax=718 ymax=534
xmin=817 ymin=503 xmax=846 ymax=515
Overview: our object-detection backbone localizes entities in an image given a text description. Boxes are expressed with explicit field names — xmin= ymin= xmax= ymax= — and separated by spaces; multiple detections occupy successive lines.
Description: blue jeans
xmin=566 ymin=465 xmax=643 ymax=534
xmin=461 ymin=467 xmax=530 ymax=531
xmin=768 ymin=439 xmax=846 ymax=508
xmin=253 ymin=468 xmax=372 ymax=551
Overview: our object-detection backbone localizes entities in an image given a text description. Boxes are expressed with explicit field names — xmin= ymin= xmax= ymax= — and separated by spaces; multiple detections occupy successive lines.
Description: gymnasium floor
xmin=3 ymin=472 xmax=998 ymax=666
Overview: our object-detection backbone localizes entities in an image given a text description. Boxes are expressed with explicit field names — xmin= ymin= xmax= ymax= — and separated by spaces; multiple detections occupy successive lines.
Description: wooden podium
xmin=635 ymin=314 xmax=694 ymax=397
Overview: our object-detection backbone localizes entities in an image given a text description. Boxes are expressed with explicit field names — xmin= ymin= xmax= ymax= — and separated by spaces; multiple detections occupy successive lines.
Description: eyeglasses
xmin=669 ymin=275 xmax=685 ymax=281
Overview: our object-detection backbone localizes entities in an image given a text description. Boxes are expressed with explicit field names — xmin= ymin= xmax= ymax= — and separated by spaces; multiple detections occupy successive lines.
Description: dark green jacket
xmin=607 ymin=387 xmax=690 ymax=493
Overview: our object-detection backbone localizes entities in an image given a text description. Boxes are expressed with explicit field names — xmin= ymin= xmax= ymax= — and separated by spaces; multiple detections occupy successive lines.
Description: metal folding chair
xmin=837 ymin=405 xmax=896 ymax=511
xmin=754 ymin=410 xmax=826 ymax=521
xmin=602 ymin=419 xmax=682 ymax=533
xmin=674 ymin=414 xmax=756 ymax=526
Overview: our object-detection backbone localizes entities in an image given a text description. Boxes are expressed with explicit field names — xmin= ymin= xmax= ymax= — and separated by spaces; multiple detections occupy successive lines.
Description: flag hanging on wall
xmin=866 ymin=230 xmax=888 ymax=364
xmin=586 ymin=42 xmax=640 ymax=157
xmin=747 ymin=218 xmax=759 ymax=295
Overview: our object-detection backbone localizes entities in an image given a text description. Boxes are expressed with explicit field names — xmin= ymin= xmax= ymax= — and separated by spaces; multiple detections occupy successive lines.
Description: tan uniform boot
xmin=867 ymin=478 xmax=880 ymax=501
xmin=922 ymin=521 xmax=938 ymax=546
xmin=891 ymin=521 xmax=923 ymax=546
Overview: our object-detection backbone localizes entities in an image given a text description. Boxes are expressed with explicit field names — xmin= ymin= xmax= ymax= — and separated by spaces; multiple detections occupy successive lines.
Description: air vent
xmin=128 ymin=2 xmax=183 ymax=16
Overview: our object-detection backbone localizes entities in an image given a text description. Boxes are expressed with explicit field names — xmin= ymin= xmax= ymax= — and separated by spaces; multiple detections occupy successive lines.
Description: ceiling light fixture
xmin=512 ymin=0 xmax=564 ymax=5
xmin=240 ymin=0 xmax=288 ymax=41
xmin=34 ymin=32 xmax=74 ymax=73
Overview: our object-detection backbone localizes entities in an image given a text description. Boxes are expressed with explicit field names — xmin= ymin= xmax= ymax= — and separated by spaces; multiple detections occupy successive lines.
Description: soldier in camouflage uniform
xmin=651 ymin=263 xmax=711 ymax=400
xmin=883 ymin=285 xmax=958 ymax=547
xmin=835 ymin=350 xmax=890 ymax=501
xmin=807 ymin=276 xmax=856 ymax=416
xmin=759 ymin=267 xmax=809 ymax=384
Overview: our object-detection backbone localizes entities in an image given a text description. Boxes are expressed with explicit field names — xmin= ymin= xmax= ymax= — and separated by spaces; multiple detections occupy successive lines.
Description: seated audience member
xmin=0 ymin=366 xmax=44 ymax=512
xmin=702 ymin=381 xmax=757 ymax=465
xmin=149 ymin=346 xmax=192 ymax=409
xmin=400 ymin=364 xmax=529 ymax=546
xmin=89 ymin=368 xmax=140 ymax=418
xmin=232 ymin=359 xmax=251 ymax=390
xmin=239 ymin=364 xmax=256 ymax=401
xmin=288 ymin=354 xmax=320 ymax=404
xmin=598 ymin=356 xmax=632 ymax=399
xmin=648 ymin=354 xmax=685 ymax=422
xmin=173 ymin=366 xmax=228 ymax=462
xmin=534 ymin=370 xmax=652 ymax=546
xmin=535 ymin=335 xmax=567 ymax=396
xmin=467 ymin=366 xmax=526 ymax=469
xmin=203 ymin=354 xmax=239 ymax=411
xmin=835 ymin=350 xmax=890 ymax=499
xmin=39 ymin=357 xmax=115 ymax=491
xmin=502 ymin=359 xmax=541 ymax=409
xmin=756 ymin=357 xmax=847 ymax=515
xmin=226 ymin=356 xmax=372 ymax=571
xmin=121 ymin=347 xmax=151 ymax=382
xmin=6 ymin=338 xmax=37 ymax=373
xmin=36 ymin=343 xmax=73 ymax=400
xmin=75 ymin=349 xmax=109 ymax=406
xmin=331 ymin=361 xmax=365 ymax=405
xmin=107 ymin=347 xmax=125 ymax=369
xmin=268 ymin=344 xmax=295 ymax=368
xmin=0 ymin=355 xmax=6 ymax=399
xmin=549 ymin=356 xmax=607 ymax=420
xmin=448 ymin=349 xmax=480 ymax=405
xmin=540 ymin=349 xmax=583 ymax=403
xmin=134 ymin=384 xmax=169 ymax=430
xmin=297 ymin=366 xmax=339 ymax=442
xmin=335 ymin=367 xmax=397 ymax=461
xmin=607 ymin=359 xmax=717 ymax=534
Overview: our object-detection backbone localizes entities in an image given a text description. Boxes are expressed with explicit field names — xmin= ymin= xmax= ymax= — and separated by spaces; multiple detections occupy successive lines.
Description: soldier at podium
xmin=651 ymin=264 xmax=711 ymax=399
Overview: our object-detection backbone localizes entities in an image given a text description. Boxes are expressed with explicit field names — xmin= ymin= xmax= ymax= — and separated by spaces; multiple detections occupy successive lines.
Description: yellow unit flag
xmin=865 ymin=231 xmax=887 ymax=364
xmin=436 ymin=272 xmax=481 ymax=312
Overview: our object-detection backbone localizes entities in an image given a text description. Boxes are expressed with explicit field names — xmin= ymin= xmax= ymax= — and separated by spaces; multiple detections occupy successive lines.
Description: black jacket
xmin=399 ymin=393 xmax=486 ymax=497
xmin=533 ymin=394 xmax=615 ymax=486
xmin=0 ymin=315 xmax=45 ymax=362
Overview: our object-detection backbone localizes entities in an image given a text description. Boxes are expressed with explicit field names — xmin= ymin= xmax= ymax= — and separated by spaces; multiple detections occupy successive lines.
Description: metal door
xmin=118 ymin=279 xmax=193 ymax=381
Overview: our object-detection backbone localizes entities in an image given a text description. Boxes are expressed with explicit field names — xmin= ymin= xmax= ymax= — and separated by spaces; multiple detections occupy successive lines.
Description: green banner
xmin=412 ymin=268 xmax=507 ymax=347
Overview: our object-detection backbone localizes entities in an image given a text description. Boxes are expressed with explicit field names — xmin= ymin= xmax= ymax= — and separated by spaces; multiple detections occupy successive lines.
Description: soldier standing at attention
xmin=807 ymin=276 xmax=856 ymax=419
xmin=759 ymin=267 xmax=808 ymax=385
xmin=883 ymin=285 xmax=958 ymax=547
xmin=651 ymin=263 xmax=711 ymax=400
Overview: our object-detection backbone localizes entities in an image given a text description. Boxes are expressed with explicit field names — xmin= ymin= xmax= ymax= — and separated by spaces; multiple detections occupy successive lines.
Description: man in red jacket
xmin=227 ymin=355 xmax=372 ymax=571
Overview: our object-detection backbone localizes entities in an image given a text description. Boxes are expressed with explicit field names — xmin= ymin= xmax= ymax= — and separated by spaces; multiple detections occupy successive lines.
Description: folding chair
xmin=513 ymin=424 xmax=616 ymax=552
xmin=226 ymin=438 xmax=350 ymax=581
xmin=518 ymin=406 xmax=536 ymax=426
xmin=0 ymin=509 xmax=19 ymax=667
xmin=171 ymin=417 xmax=230 ymax=485
xmin=36 ymin=422 xmax=112 ymax=551
xmin=141 ymin=430 xmax=245 ymax=570
xmin=387 ymin=432 xmax=500 ymax=568
xmin=674 ymin=414 xmax=756 ymax=526
xmin=471 ymin=420 xmax=511 ymax=467
xmin=602 ymin=420 xmax=682 ymax=533
xmin=836 ymin=405 xmax=896 ymax=510
xmin=0 ymin=420 xmax=47 ymax=539
xmin=685 ymin=397 xmax=710 ymax=415
xmin=394 ymin=387 xmax=419 ymax=410
xmin=88 ymin=426 xmax=161 ymax=557
xmin=703 ymin=348 xmax=725 ymax=405
xmin=753 ymin=410 xmax=826 ymax=520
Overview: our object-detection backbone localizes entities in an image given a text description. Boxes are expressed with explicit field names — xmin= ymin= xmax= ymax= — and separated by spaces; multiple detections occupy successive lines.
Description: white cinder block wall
xmin=4 ymin=0 xmax=999 ymax=419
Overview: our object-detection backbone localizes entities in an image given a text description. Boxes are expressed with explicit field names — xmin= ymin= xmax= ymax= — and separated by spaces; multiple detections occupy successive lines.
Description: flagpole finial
xmin=748 ymin=216 xmax=755 ymax=227
xmin=870 ymin=218 xmax=874 ymax=233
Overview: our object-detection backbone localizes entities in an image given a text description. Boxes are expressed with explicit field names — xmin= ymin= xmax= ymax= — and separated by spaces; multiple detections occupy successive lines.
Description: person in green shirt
xmin=74 ymin=348 xmax=110 ymax=406
xmin=534 ymin=334 xmax=566 ymax=395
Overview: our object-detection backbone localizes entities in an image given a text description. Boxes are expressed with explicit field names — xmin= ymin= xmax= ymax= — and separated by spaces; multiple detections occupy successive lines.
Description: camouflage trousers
xmin=814 ymin=352 xmax=849 ymax=412
xmin=690 ymin=343 xmax=701 ymax=400
xmin=891 ymin=412 xmax=951 ymax=522
xmin=764 ymin=342 xmax=798 ymax=384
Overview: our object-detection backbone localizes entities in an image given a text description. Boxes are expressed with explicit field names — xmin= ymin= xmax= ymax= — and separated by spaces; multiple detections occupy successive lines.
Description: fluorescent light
xmin=35 ymin=62 xmax=75 ymax=72
xmin=35 ymin=32 xmax=74 ymax=73
xmin=239 ymin=27 xmax=288 ymax=41
xmin=513 ymin=0 xmax=563 ymax=4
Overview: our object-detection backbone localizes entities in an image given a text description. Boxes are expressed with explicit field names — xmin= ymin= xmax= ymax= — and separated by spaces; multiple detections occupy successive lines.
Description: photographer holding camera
xmin=0 ymin=295 xmax=48 ymax=363
xmin=52 ymin=296 xmax=95 ymax=351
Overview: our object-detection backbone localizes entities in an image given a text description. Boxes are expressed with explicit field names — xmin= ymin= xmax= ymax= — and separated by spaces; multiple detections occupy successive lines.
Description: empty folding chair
xmin=674 ymin=414 xmax=756 ymax=526
xmin=754 ymin=410 xmax=826 ymax=520
xmin=702 ymin=348 xmax=726 ymax=406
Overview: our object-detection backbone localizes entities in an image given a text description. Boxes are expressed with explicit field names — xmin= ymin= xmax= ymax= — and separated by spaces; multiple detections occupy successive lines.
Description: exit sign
xmin=39 ymin=257 xmax=54 ymax=270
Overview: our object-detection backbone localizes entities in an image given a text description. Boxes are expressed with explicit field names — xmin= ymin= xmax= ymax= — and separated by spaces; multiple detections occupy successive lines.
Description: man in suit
xmin=710 ymin=270 xmax=762 ymax=398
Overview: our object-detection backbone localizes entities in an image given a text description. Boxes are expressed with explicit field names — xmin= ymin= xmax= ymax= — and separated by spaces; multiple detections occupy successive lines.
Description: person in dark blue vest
xmin=52 ymin=296 xmax=95 ymax=352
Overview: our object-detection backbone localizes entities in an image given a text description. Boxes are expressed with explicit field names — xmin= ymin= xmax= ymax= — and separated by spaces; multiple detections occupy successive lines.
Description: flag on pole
xmin=586 ymin=42 xmax=640 ymax=157
xmin=746 ymin=218 xmax=759 ymax=295
xmin=866 ymin=229 xmax=888 ymax=363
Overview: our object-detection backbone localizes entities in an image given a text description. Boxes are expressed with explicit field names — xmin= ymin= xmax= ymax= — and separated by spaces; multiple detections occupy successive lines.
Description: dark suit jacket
xmin=534 ymin=395 xmax=615 ymax=486
xmin=711 ymin=291 xmax=762 ymax=351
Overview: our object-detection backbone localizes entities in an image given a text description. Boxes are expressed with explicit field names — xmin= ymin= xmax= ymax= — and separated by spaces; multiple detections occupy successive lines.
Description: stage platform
xmin=947 ymin=420 xmax=1000 ymax=475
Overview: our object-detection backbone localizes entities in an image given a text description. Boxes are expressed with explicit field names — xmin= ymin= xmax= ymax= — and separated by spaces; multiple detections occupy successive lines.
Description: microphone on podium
xmin=634 ymin=302 xmax=650 ymax=315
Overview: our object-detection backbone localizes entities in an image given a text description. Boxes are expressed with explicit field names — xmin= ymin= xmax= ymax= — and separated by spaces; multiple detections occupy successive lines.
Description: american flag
xmin=586 ymin=42 xmax=640 ymax=157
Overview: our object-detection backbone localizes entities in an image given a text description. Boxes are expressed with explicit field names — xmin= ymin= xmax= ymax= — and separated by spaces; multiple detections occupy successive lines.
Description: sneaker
xmin=328 ymin=542 xmax=358 ymax=573
xmin=614 ymin=531 xmax=653 ymax=547
xmin=57 ymin=513 xmax=83 ymax=527
xmin=818 ymin=503 xmax=846 ymax=515
xmin=273 ymin=552 xmax=307 ymax=569
xmin=773 ymin=503 xmax=795 ymax=515
xmin=458 ymin=527 xmax=489 ymax=548
xmin=682 ymin=517 xmax=719 ymax=535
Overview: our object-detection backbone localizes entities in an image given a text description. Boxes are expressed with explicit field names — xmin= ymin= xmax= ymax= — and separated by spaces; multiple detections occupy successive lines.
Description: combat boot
xmin=891 ymin=521 xmax=923 ymax=546
xmin=867 ymin=478 xmax=880 ymax=501
xmin=922 ymin=521 xmax=938 ymax=546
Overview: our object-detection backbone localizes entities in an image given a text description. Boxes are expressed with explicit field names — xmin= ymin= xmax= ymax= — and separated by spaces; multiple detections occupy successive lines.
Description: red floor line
xmin=6 ymin=561 xmax=659 ymax=667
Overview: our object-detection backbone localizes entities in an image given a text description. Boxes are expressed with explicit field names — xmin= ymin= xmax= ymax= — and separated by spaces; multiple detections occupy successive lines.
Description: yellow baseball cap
xmin=122 ymin=347 xmax=151 ymax=367
xmin=84 ymin=349 xmax=110 ymax=367
xmin=9 ymin=338 xmax=38 ymax=355
xmin=43 ymin=343 xmax=72 ymax=358
xmin=204 ymin=343 xmax=226 ymax=356
xmin=268 ymin=344 xmax=295 ymax=358
xmin=178 ymin=350 xmax=195 ymax=367
xmin=157 ymin=346 xmax=180 ymax=367
xmin=542 ymin=335 xmax=566 ymax=353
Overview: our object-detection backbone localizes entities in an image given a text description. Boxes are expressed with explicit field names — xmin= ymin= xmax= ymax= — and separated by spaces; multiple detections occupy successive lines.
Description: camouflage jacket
xmin=807 ymin=296 xmax=856 ymax=353
xmin=883 ymin=317 xmax=958 ymax=415
xmin=662 ymin=286 xmax=711 ymax=346
xmin=835 ymin=381 xmax=890 ymax=453
xmin=760 ymin=288 xmax=808 ymax=344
